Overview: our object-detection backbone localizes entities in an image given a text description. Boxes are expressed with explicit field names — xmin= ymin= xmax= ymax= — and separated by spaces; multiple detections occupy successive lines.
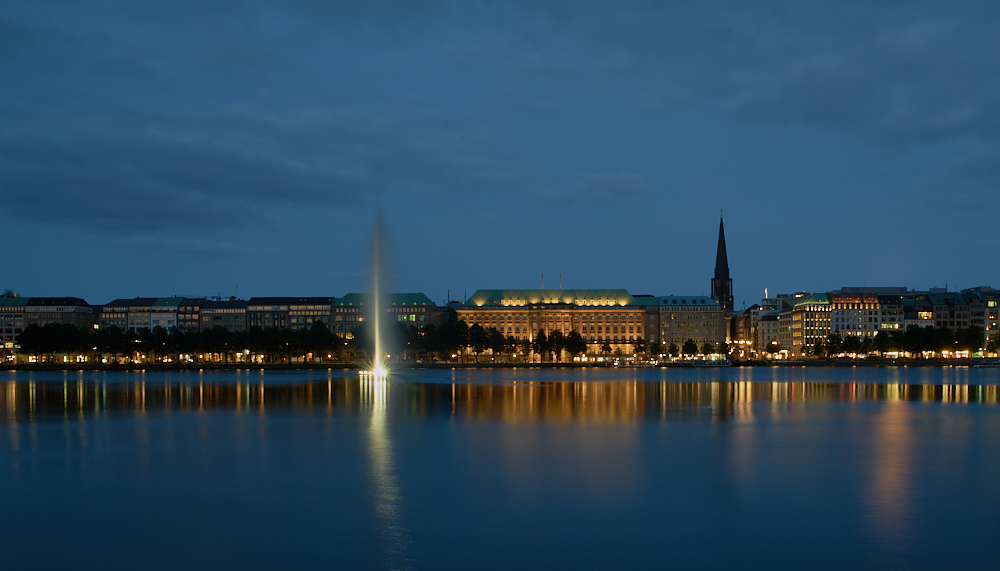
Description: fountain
xmin=360 ymin=205 xmax=390 ymax=380
xmin=356 ymin=207 xmax=407 ymax=566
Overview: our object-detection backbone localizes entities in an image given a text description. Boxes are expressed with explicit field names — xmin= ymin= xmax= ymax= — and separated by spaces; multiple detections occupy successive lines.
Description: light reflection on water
xmin=2 ymin=376 xmax=997 ymax=424
xmin=1 ymin=368 xmax=999 ymax=570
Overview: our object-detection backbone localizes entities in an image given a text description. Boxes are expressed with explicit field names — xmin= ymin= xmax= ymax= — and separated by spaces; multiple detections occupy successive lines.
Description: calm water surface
xmin=2 ymin=366 xmax=999 ymax=570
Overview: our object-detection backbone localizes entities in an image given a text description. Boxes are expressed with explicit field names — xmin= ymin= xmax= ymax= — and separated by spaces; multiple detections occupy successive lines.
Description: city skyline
xmin=3 ymin=3 xmax=998 ymax=304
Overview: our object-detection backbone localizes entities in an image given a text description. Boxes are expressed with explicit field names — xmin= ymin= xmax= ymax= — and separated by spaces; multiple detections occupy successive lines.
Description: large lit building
xmin=247 ymin=297 xmax=335 ymax=330
xmin=457 ymin=289 xmax=726 ymax=357
xmin=656 ymin=296 xmax=726 ymax=350
xmin=458 ymin=289 xmax=645 ymax=355
xmin=757 ymin=312 xmax=780 ymax=354
xmin=829 ymin=292 xmax=882 ymax=339
xmin=788 ymin=293 xmax=830 ymax=355
xmin=20 ymin=297 xmax=95 ymax=330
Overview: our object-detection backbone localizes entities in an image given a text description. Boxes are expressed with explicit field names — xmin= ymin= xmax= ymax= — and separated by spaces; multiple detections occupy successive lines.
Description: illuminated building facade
xmin=656 ymin=296 xmax=726 ymax=349
xmin=1 ymin=296 xmax=28 ymax=349
xmin=963 ymin=291 xmax=986 ymax=333
xmin=458 ymin=289 xmax=646 ymax=354
xmin=200 ymin=299 xmax=248 ymax=332
xmin=247 ymin=297 xmax=335 ymax=330
xmin=902 ymin=295 xmax=935 ymax=331
xmin=929 ymin=292 xmax=970 ymax=331
xmin=980 ymin=290 xmax=999 ymax=343
xmin=150 ymin=297 xmax=183 ymax=330
xmin=333 ymin=293 xmax=439 ymax=336
xmin=177 ymin=298 xmax=205 ymax=332
xmin=458 ymin=290 xmax=726 ymax=356
xmin=829 ymin=292 xmax=882 ymax=338
xmin=756 ymin=313 xmax=780 ymax=354
xmin=788 ymin=293 xmax=831 ymax=355
xmin=101 ymin=298 xmax=157 ymax=333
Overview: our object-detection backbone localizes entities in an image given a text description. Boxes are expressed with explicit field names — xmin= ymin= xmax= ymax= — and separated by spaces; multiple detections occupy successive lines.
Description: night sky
xmin=3 ymin=2 xmax=997 ymax=306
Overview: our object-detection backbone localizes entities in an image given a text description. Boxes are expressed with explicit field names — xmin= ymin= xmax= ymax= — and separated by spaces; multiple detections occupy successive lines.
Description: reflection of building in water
xmin=2 ymin=378 xmax=998 ymax=423
xmin=864 ymin=401 xmax=915 ymax=562
xmin=449 ymin=381 xmax=646 ymax=423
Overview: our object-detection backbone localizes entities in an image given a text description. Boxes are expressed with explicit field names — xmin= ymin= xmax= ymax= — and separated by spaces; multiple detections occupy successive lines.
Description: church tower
xmin=711 ymin=216 xmax=734 ymax=313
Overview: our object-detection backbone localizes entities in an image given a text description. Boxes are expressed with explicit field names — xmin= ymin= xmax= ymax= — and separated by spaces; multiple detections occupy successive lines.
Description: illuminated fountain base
xmin=360 ymin=367 xmax=388 ymax=381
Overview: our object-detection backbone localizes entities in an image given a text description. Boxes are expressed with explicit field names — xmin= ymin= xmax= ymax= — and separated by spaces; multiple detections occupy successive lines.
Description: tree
xmin=682 ymin=339 xmax=698 ymax=357
xmin=813 ymin=339 xmax=827 ymax=359
xmin=468 ymin=324 xmax=489 ymax=362
xmin=632 ymin=336 xmax=646 ymax=356
xmin=842 ymin=334 xmax=862 ymax=355
xmin=667 ymin=343 xmax=679 ymax=358
xmin=601 ymin=341 xmax=612 ymax=357
xmin=700 ymin=342 xmax=715 ymax=355
xmin=518 ymin=337 xmax=532 ymax=360
xmin=548 ymin=330 xmax=566 ymax=362
xmin=564 ymin=331 xmax=587 ymax=359
xmin=987 ymin=338 xmax=999 ymax=355
xmin=767 ymin=339 xmax=780 ymax=357
xmin=826 ymin=332 xmax=843 ymax=356
xmin=957 ymin=325 xmax=985 ymax=353
xmin=487 ymin=328 xmax=506 ymax=361
xmin=437 ymin=320 xmax=469 ymax=361
xmin=533 ymin=331 xmax=549 ymax=362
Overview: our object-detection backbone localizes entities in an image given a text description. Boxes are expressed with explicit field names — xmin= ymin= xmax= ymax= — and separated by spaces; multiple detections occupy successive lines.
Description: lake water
xmin=2 ymin=366 xmax=999 ymax=570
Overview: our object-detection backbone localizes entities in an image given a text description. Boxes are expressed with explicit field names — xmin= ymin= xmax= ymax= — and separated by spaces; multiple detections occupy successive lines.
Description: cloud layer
xmin=2 ymin=1 xmax=997 ymax=299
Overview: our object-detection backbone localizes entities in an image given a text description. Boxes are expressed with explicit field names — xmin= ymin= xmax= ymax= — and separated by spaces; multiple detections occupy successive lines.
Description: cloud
xmin=4 ymin=0 xmax=1000 ymax=238
xmin=117 ymin=236 xmax=254 ymax=257
xmin=918 ymin=144 xmax=1000 ymax=210
xmin=573 ymin=172 xmax=649 ymax=201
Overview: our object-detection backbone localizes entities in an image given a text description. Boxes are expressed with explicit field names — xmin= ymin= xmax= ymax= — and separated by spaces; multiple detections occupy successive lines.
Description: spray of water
xmin=365 ymin=205 xmax=391 ymax=378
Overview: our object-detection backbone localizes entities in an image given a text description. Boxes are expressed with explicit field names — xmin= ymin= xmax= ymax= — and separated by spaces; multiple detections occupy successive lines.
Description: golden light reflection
xmin=360 ymin=374 xmax=409 ymax=568
xmin=0 ymin=379 xmax=997 ymax=423
xmin=864 ymin=401 xmax=914 ymax=561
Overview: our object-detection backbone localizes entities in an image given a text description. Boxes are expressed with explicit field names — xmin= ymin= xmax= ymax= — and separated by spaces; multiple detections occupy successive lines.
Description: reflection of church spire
xmin=712 ymin=215 xmax=734 ymax=313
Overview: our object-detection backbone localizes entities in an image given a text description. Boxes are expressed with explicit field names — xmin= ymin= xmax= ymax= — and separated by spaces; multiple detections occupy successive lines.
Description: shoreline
xmin=1 ymin=359 xmax=993 ymax=372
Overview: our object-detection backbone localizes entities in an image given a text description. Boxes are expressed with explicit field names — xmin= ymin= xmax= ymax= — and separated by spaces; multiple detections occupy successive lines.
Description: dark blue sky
xmin=2 ymin=1 xmax=997 ymax=305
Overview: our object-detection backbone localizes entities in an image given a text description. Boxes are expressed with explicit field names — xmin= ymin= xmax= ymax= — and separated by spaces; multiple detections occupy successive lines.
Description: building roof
xmin=247 ymin=297 xmax=334 ymax=308
xmin=0 ymin=297 xmax=29 ymax=307
xmin=25 ymin=297 xmax=91 ymax=307
xmin=792 ymin=293 xmax=829 ymax=308
xmin=201 ymin=299 xmax=249 ymax=309
xmin=463 ymin=289 xmax=634 ymax=307
xmin=834 ymin=287 xmax=908 ymax=294
xmin=103 ymin=297 xmax=158 ymax=309
xmin=151 ymin=297 xmax=184 ymax=309
xmin=337 ymin=293 xmax=435 ymax=307
xmin=928 ymin=292 xmax=967 ymax=306
xmin=658 ymin=296 xmax=720 ymax=307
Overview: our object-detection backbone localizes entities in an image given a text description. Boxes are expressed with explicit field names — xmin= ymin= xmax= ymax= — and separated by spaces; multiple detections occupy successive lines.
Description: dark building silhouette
xmin=711 ymin=216 xmax=734 ymax=313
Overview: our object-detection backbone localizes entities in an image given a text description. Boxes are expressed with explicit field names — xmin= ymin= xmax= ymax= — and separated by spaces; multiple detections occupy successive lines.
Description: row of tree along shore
xmin=4 ymin=321 xmax=995 ymax=366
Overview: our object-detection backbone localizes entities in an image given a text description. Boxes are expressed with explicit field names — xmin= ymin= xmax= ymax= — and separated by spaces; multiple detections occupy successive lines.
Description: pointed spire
xmin=712 ymin=215 xmax=733 ymax=313
xmin=715 ymin=216 xmax=729 ymax=272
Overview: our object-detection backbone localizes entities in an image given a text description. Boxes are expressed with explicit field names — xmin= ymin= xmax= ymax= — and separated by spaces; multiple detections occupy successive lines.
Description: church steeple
xmin=712 ymin=215 xmax=733 ymax=313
